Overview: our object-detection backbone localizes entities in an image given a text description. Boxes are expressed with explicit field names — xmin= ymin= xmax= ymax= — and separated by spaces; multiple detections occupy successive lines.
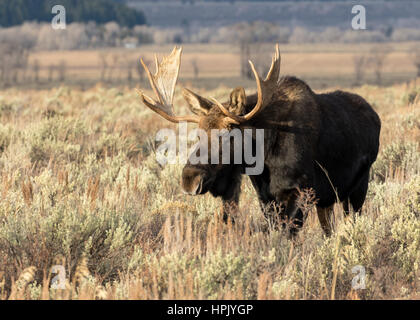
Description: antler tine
xmin=244 ymin=44 xmax=280 ymax=121
xmin=138 ymin=47 xmax=200 ymax=123
xmin=214 ymin=44 xmax=281 ymax=124
xmin=265 ymin=43 xmax=281 ymax=82
xmin=137 ymin=89 xmax=200 ymax=123
xmin=140 ymin=57 xmax=165 ymax=110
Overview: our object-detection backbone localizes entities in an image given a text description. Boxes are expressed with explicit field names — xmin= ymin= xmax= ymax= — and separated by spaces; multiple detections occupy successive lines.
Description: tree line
xmin=0 ymin=0 xmax=146 ymax=28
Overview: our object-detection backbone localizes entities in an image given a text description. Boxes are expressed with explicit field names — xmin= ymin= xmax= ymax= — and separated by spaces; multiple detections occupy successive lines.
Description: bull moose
xmin=137 ymin=45 xmax=381 ymax=236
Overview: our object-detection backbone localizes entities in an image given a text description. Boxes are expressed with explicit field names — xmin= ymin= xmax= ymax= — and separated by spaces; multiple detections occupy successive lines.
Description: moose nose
xmin=181 ymin=167 xmax=206 ymax=196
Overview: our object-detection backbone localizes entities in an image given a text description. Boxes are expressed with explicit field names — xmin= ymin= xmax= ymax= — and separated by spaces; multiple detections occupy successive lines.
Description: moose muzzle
xmin=181 ymin=167 xmax=209 ymax=195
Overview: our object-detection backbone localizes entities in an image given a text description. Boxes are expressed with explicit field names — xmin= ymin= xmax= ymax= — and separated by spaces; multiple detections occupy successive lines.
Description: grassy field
xmin=23 ymin=42 xmax=420 ymax=90
xmin=0 ymin=75 xmax=418 ymax=299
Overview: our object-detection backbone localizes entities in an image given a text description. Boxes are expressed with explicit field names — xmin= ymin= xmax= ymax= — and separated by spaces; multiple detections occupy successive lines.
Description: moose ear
xmin=229 ymin=87 xmax=247 ymax=115
xmin=182 ymin=88 xmax=213 ymax=116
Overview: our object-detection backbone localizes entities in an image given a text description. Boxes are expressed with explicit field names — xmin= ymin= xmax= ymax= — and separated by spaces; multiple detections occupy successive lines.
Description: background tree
xmin=109 ymin=53 xmax=121 ymax=82
xmin=369 ymin=46 xmax=391 ymax=85
xmin=99 ymin=52 xmax=109 ymax=81
xmin=57 ymin=60 xmax=67 ymax=82
xmin=32 ymin=59 xmax=40 ymax=83
xmin=240 ymin=40 xmax=252 ymax=79
xmin=136 ymin=58 xmax=149 ymax=82
xmin=47 ymin=65 xmax=55 ymax=82
xmin=411 ymin=46 xmax=420 ymax=78
xmin=191 ymin=58 xmax=199 ymax=79
xmin=0 ymin=29 xmax=34 ymax=86
xmin=353 ymin=54 xmax=367 ymax=86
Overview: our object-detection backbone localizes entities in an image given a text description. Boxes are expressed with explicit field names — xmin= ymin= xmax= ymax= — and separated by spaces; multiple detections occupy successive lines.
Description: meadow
xmin=0 ymin=74 xmax=418 ymax=299
xmin=22 ymin=41 xmax=420 ymax=90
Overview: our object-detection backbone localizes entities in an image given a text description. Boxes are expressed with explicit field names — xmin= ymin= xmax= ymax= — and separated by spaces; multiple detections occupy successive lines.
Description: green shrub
xmin=372 ymin=141 xmax=419 ymax=181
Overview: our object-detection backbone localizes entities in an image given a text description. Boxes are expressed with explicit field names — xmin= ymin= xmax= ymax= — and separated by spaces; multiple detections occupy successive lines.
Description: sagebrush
xmin=0 ymin=80 xmax=418 ymax=300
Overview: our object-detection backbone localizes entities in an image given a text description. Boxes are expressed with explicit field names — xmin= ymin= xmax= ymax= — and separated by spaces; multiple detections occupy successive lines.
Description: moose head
xmin=137 ymin=45 xmax=281 ymax=200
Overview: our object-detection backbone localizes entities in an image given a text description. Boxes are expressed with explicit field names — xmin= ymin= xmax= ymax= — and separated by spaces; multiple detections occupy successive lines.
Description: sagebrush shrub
xmin=0 ymin=82 xmax=418 ymax=299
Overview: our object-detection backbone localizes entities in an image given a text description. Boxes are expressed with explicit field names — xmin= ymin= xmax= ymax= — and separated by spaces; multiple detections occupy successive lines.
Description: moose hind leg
xmin=349 ymin=171 xmax=370 ymax=214
xmin=342 ymin=199 xmax=350 ymax=216
xmin=316 ymin=205 xmax=333 ymax=236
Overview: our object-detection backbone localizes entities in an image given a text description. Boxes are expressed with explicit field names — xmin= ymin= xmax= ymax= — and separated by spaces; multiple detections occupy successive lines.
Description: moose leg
xmin=221 ymin=174 xmax=242 ymax=223
xmin=342 ymin=199 xmax=350 ymax=216
xmin=221 ymin=198 xmax=239 ymax=223
xmin=349 ymin=171 xmax=369 ymax=214
xmin=316 ymin=205 xmax=333 ymax=236
xmin=342 ymin=170 xmax=369 ymax=217
xmin=282 ymin=191 xmax=304 ymax=236
xmin=249 ymin=173 xmax=279 ymax=225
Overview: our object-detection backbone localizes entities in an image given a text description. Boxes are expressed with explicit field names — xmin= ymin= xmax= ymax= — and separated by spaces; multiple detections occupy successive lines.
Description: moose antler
xmin=137 ymin=47 xmax=200 ymax=123
xmin=212 ymin=44 xmax=281 ymax=124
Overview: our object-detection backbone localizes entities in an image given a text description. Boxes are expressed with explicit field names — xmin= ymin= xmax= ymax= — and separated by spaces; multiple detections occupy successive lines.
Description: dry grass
xmin=26 ymin=42 xmax=420 ymax=87
xmin=0 ymin=78 xmax=418 ymax=300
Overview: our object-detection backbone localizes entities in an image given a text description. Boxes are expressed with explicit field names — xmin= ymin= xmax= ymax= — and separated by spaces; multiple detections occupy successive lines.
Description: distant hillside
xmin=0 ymin=0 xmax=146 ymax=27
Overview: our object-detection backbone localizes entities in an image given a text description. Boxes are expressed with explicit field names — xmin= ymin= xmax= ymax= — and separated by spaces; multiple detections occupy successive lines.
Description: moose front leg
xmin=282 ymin=191 xmax=304 ymax=236
xmin=221 ymin=198 xmax=239 ymax=223
xmin=220 ymin=174 xmax=242 ymax=223
xmin=249 ymin=172 xmax=280 ymax=227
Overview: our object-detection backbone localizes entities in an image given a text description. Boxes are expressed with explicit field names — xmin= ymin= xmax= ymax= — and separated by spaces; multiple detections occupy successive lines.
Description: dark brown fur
xmin=182 ymin=76 xmax=381 ymax=235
